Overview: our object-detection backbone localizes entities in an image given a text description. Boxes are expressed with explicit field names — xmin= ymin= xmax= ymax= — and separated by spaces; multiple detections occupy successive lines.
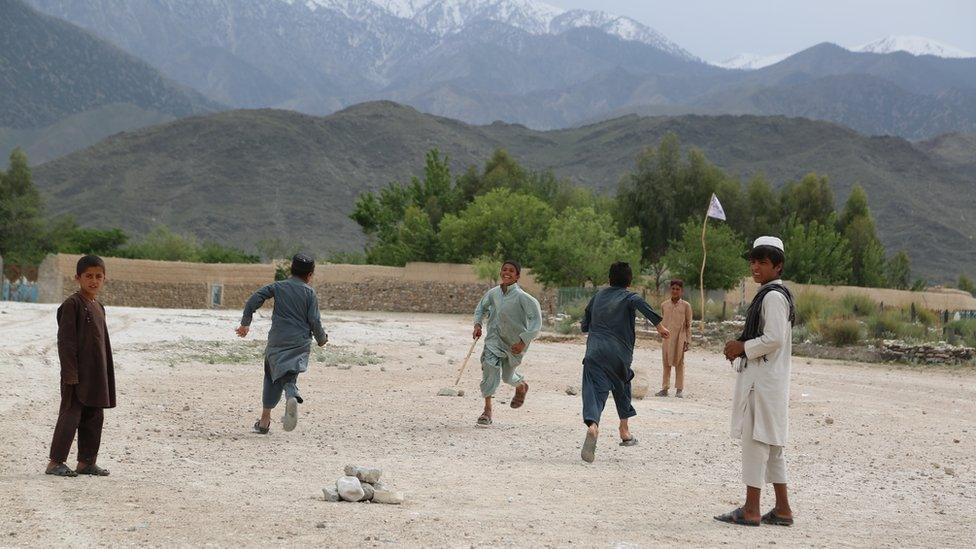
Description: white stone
xmin=372 ymin=488 xmax=404 ymax=505
xmin=437 ymin=387 xmax=459 ymax=397
xmin=565 ymin=385 xmax=579 ymax=396
xmin=336 ymin=476 xmax=365 ymax=502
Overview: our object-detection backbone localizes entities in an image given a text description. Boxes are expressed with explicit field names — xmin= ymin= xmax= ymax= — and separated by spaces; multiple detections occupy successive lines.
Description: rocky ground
xmin=1 ymin=302 xmax=974 ymax=547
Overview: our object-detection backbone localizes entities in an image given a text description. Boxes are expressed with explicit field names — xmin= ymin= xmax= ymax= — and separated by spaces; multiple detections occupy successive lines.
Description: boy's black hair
xmin=670 ymin=279 xmax=684 ymax=288
xmin=502 ymin=260 xmax=521 ymax=275
xmin=291 ymin=253 xmax=315 ymax=277
xmin=608 ymin=262 xmax=633 ymax=288
xmin=748 ymin=245 xmax=786 ymax=274
xmin=76 ymin=255 xmax=105 ymax=276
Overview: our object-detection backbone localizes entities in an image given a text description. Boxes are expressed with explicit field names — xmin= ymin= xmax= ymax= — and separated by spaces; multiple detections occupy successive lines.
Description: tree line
xmin=351 ymin=135 xmax=974 ymax=293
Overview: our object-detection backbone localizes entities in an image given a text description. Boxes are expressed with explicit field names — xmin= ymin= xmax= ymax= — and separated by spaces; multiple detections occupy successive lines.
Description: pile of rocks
xmin=322 ymin=465 xmax=404 ymax=505
xmin=880 ymin=340 xmax=975 ymax=364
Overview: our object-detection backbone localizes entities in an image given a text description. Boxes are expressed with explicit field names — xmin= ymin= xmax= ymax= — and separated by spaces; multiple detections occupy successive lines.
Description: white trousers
xmin=741 ymin=390 xmax=788 ymax=488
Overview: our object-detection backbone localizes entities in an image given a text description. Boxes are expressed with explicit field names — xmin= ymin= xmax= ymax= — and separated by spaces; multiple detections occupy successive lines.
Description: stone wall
xmin=37 ymin=254 xmax=274 ymax=309
xmin=35 ymin=254 xmax=554 ymax=314
xmin=313 ymin=279 xmax=555 ymax=315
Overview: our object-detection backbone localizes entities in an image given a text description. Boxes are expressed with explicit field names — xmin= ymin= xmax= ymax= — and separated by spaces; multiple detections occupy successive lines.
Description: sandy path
xmin=1 ymin=301 xmax=974 ymax=547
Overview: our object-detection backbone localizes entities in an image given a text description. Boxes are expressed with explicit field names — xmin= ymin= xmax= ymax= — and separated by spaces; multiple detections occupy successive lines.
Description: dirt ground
xmin=1 ymin=301 xmax=974 ymax=548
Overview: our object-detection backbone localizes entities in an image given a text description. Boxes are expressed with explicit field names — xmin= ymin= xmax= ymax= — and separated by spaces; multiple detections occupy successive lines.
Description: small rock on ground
xmin=565 ymin=385 xmax=579 ymax=396
xmin=322 ymin=485 xmax=340 ymax=502
xmin=372 ymin=488 xmax=405 ymax=505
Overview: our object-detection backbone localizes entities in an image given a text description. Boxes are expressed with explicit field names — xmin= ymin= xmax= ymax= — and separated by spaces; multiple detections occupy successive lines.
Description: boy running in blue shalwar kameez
xmin=236 ymin=254 xmax=328 ymax=434
xmin=472 ymin=260 xmax=542 ymax=426
xmin=579 ymin=262 xmax=670 ymax=463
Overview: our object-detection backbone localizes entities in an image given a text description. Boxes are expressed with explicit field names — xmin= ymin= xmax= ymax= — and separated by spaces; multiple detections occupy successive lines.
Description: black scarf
xmin=735 ymin=282 xmax=795 ymax=368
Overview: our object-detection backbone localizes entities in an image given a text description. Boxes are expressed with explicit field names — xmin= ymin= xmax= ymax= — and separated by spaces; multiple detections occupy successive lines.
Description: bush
xmin=867 ymin=309 xmax=931 ymax=342
xmin=839 ymin=294 xmax=877 ymax=317
xmin=945 ymin=319 xmax=976 ymax=347
xmin=820 ymin=317 xmax=863 ymax=346
xmin=794 ymin=292 xmax=833 ymax=325
xmin=913 ymin=305 xmax=938 ymax=327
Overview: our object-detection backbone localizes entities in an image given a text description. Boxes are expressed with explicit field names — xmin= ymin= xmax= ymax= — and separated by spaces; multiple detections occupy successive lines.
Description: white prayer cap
xmin=752 ymin=236 xmax=784 ymax=252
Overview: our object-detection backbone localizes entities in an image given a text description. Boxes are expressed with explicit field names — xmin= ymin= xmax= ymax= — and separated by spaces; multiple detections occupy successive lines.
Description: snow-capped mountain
xmin=290 ymin=0 xmax=695 ymax=58
xmin=713 ymin=52 xmax=789 ymax=70
xmin=854 ymin=35 xmax=974 ymax=58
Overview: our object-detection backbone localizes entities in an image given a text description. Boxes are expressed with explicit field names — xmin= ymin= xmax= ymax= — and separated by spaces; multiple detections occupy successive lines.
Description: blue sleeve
xmin=241 ymin=283 xmax=275 ymax=326
xmin=580 ymin=296 xmax=594 ymax=333
xmin=630 ymin=293 xmax=662 ymax=326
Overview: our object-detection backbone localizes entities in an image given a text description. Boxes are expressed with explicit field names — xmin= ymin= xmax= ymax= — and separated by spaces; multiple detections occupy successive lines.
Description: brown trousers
xmin=49 ymin=384 xmax=104 ymax=464
xmin=662 ymin=361 xmax=684 ymax=391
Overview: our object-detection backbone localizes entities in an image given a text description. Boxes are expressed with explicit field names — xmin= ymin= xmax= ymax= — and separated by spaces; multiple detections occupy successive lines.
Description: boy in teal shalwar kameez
xmin=472 ymin=260 xmax=542 ymax=426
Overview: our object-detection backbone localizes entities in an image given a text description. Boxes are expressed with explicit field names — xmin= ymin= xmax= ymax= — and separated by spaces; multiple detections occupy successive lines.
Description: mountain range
xmin=0 ymin=0 xmax=219 ymax=163
xmin=13 ymin=0 xmax=976 ymax=151
xmin=717 ymin=35 xmax=975 ymax=70
xmin=31 ymin=102 xmax=976 ymax=282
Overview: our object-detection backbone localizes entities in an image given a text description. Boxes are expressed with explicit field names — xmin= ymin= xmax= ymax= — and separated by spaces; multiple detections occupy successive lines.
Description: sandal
xmin=619 ymin=437 xmax=638 ymax=447
xmin=253 ymin=420 xmax=270 ymax=434
xmin=510 ymin=382 xmax=528 ymax=409
xmin=76 ymin=464 xmax=110 ymax=476
xmin=476 ymin=413 xmax=492 ymax=426
xmin=761 ymin=509 xmax=794 ymax=526
xmin=713 ymin=508 xmax=760 ymax=527
xmin=581 ymin=430 xmax=597 ymax=463
xmin=45 ymin=463 xmax=78 ymax=477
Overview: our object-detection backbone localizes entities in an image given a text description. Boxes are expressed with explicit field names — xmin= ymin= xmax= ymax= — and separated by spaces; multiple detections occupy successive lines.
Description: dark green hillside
xmin=32 ymin=102 xmax=976 ymax=281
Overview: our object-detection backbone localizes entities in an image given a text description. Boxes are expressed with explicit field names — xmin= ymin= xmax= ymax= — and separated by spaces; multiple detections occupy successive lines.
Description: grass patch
xmin=820 ymin=317 xmax=863 ymax=346
xmin=839 ymin=294 xmax=878 ymax=317
xmin=945 ymin=319 xmax=976 ymax=347
xmin=794 ymin=292 xmax=833 ymax=325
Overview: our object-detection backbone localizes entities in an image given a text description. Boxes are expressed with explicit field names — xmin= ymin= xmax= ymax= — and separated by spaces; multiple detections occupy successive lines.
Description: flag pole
xmin=699 ymin=212 xmax=708 ymax=335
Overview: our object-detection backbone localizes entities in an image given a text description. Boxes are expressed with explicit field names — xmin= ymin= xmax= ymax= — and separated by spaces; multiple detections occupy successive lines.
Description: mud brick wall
xmin=314 ymin=279 xmax=556 ymax=315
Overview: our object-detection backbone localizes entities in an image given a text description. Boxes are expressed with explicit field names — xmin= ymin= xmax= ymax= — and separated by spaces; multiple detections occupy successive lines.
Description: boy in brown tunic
xmin=45 ymin=255 xmax=116 ymax=477
xmin=655 ymin=279 xmax=692 ymax=398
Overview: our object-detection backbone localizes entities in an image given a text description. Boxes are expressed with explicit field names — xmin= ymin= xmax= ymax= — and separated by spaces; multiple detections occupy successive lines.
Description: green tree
xmin=663 ymin=217 xmax=746 ymax=291
xmin=531 ymin=206 xmax=642 ymax=287
xmin=617 ymin=134 xmax=743 ymax=266
xmin=46 ymin=217 xmax=129 ymax=256
xmin=837 ymin=185 xmax=886 ymax=287
xmin=885 ymin=251 xmax=912 ymax=290
xmin=437 ymin=189 xmax=553 ymax=264
xmin=780 ymin=173 xmax=835 ymax=226
xmin=780 ymin=215 xmax=852 ymax=284
xmin=744 ymin=174 xmax=780 ymax=239
xmin=0 ymin=148 xmax=45 ymax=264
xmin=958 ymin=274 xmax=975 ymax=297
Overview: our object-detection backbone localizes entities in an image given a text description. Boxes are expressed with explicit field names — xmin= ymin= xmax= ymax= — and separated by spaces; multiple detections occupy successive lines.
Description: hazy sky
xmin=545 ymin=0 xmax=976 ymax=61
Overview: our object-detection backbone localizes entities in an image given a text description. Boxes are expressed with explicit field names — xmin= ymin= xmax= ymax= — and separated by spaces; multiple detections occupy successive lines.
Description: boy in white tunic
xmin=715 ymin=236 xmax=796 ymax=527
xmin=472 ymin=260 xmax=542 ymax=426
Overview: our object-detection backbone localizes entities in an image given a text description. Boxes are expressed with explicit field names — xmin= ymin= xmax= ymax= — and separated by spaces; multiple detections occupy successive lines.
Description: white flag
xmin=706 ymin=193 xmax=726 ymax=221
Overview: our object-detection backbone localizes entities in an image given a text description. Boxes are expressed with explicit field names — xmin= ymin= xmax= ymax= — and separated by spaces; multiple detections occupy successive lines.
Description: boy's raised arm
xmin=238 ymin=283 xmax=275 ymax=335
xmin=630 ymin=293 xmax=663 ymax=326
xmin=56 ymin=300 xmax=79 ymax=385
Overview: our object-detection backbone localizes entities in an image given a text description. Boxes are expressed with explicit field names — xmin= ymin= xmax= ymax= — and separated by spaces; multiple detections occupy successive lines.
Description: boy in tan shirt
xmin=655 ymin=279 xmax=692 ymax=398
